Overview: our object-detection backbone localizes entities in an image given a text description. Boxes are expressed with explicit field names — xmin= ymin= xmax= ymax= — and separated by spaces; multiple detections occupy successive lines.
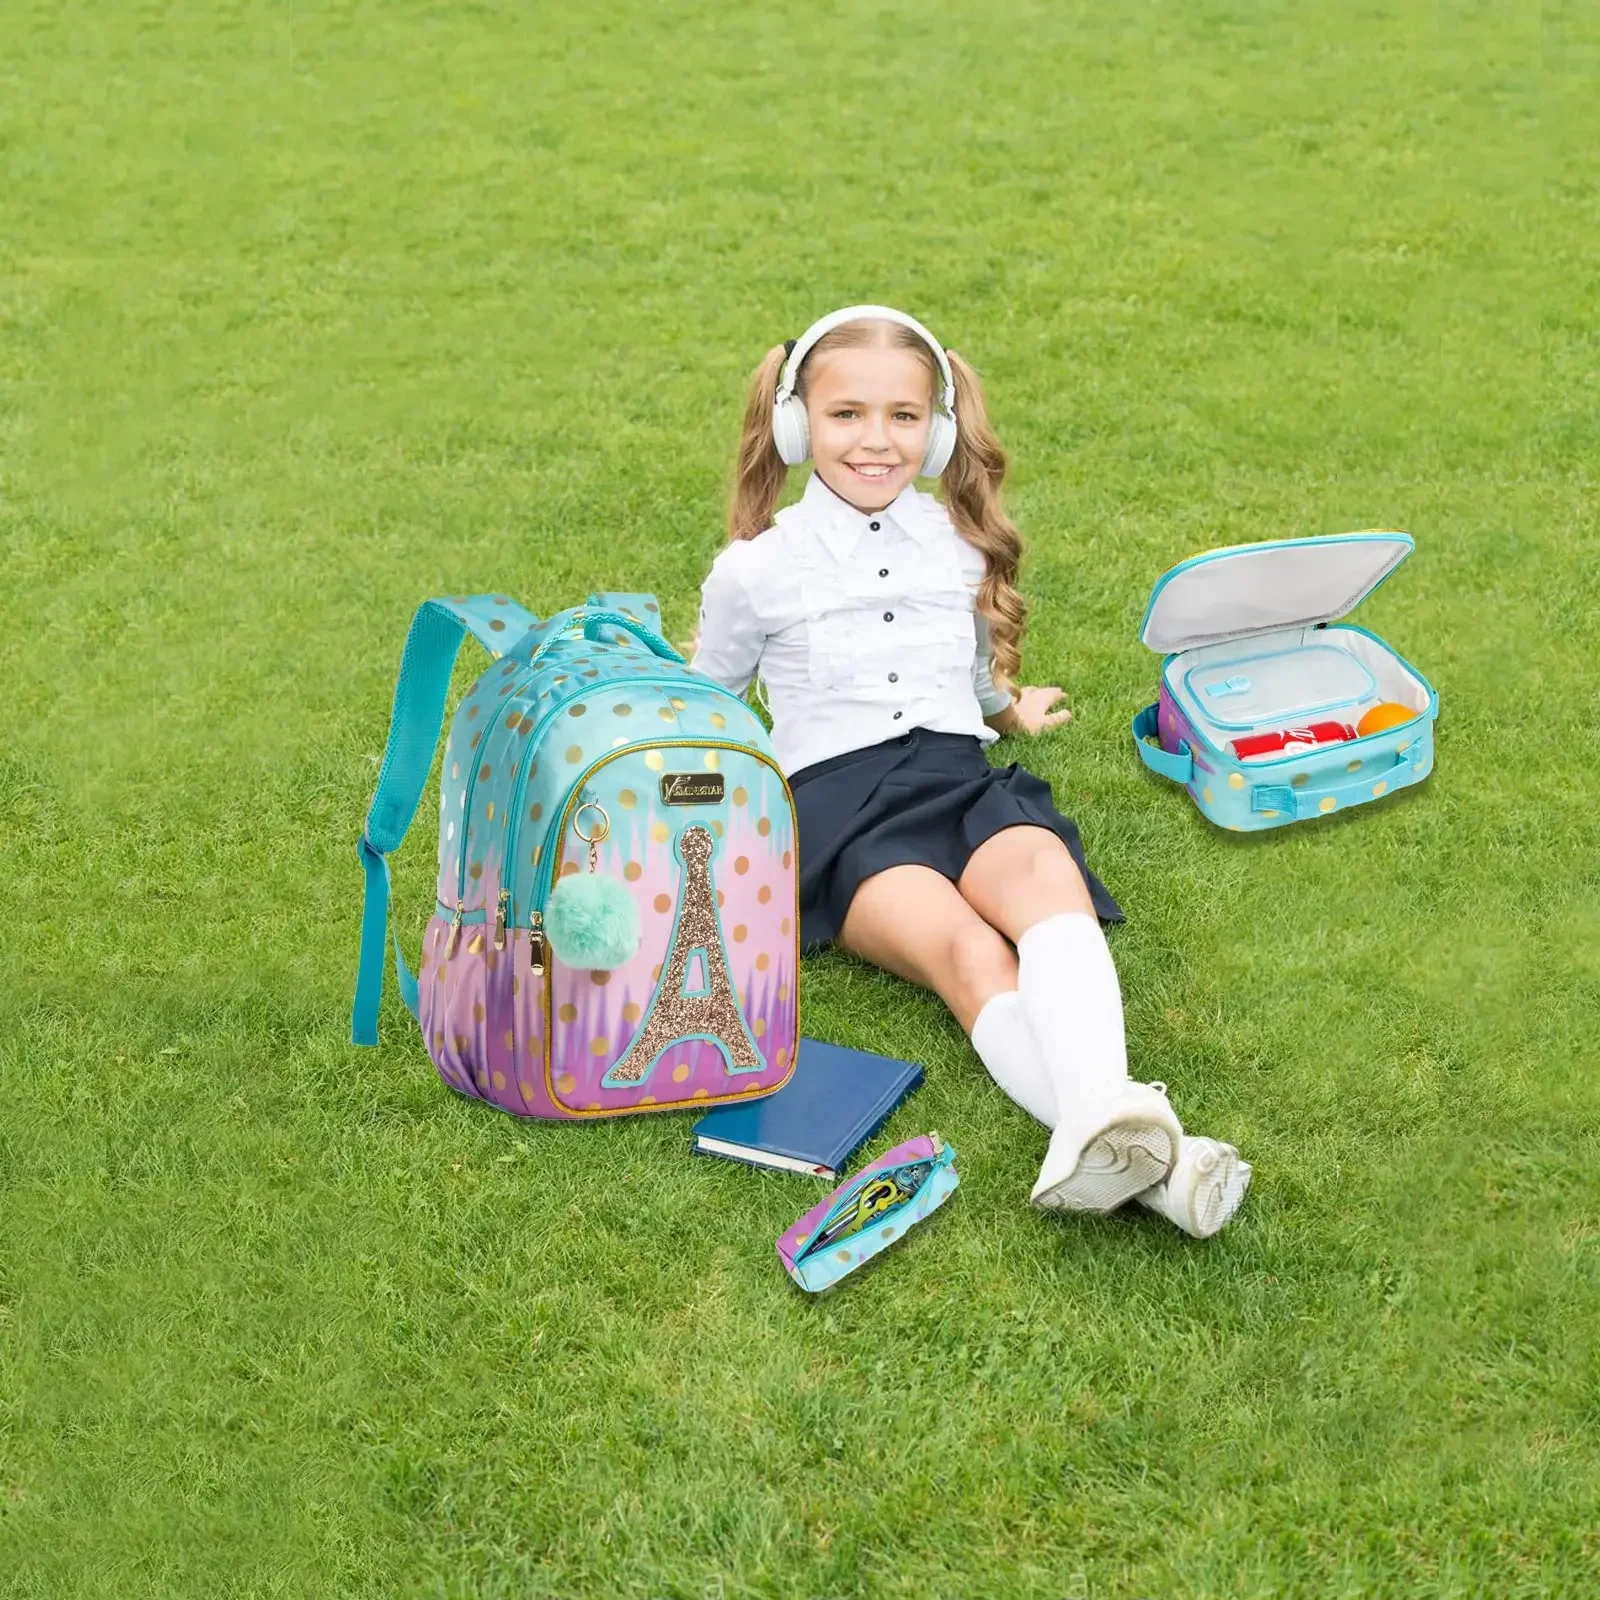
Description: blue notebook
xmin=690 ymin=1037 xmax=924 ymax=1179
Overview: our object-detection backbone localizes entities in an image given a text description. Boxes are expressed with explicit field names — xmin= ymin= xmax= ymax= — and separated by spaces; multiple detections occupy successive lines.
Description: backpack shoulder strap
xmin=351 ymin=594 xmax=538 ymax=1046
xmin=586 ymin=591 xmax=664 ymax=646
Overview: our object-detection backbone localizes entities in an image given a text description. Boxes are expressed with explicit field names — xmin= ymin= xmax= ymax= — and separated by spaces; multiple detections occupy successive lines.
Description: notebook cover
xmin=690 ymin=1037 xmax=924 ymax=1177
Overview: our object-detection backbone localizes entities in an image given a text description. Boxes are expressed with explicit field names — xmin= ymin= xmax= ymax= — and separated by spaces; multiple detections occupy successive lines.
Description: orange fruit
xmin=1357 ymin=702 xmax=1414 ymax=737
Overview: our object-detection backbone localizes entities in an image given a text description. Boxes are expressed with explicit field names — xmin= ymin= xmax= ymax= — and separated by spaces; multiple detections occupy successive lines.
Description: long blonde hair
xmin=726 ymin=318 xmax=1025 ymax=699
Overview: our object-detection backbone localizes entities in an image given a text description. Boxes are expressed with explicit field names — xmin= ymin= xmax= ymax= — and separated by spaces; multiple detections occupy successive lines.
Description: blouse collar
xmin=797 ymin=470 xmax=941 ymax=563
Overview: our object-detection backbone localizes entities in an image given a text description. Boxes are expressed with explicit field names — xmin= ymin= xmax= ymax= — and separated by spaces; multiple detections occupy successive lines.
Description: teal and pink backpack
xmin=352 ymin=591 xmax=800 ymax=1119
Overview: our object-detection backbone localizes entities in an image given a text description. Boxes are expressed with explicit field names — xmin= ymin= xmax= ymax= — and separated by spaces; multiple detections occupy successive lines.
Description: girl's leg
xmin=959 ymin=827 xmax=1181 ymax=1212
xmin=838 ymin=864 xmax=1016 ymax=1033
xmin=836 ymin=865 xmax=1050 ymax=1119
xmin=957 ymin=826 xmax=1250 ymax=1234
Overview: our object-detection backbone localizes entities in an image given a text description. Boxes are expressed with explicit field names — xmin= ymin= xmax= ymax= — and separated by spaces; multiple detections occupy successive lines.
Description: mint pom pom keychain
xmin=545 ymin=801 xmax=642 ymax=970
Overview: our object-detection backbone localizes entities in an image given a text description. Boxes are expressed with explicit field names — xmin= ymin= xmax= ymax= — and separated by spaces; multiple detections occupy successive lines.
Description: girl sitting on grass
xmin=690 ymin=305 xmax=1250 ymax=1237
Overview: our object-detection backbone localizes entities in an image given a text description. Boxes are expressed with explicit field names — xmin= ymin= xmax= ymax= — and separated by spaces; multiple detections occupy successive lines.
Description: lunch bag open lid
xmin=1138 ymin=532 xmax=1414 ymax=655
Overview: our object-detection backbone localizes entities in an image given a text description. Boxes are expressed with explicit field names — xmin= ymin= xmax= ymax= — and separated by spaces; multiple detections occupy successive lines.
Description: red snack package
xmin=1229 ymin=721 xmax=1356 ymax=760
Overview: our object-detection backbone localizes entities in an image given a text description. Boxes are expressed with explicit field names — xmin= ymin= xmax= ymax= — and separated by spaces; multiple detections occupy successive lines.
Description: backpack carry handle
xmin=525 ymin=608 xmax=683 ymax=674
xmin=585 ymin=590 xmax=665 ymax=631
xmin=583 ymin=610 xmax=682 ymax=655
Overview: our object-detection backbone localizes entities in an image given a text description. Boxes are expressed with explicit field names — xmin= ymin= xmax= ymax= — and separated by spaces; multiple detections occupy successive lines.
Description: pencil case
xmin=775 ymin=1132 xmax=959 ymax=1293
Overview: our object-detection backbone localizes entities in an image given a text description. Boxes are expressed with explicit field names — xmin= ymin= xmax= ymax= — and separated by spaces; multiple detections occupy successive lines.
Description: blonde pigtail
xmin=727 ymin=344 xmax=790 ymax=542
xmin=942 ymin=349 xmax=1026 ymax=697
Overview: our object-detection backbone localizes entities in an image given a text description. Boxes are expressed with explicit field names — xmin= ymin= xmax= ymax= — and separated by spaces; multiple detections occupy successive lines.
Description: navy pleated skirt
xmin=790 ymin=727 xmax=1124 ymax=952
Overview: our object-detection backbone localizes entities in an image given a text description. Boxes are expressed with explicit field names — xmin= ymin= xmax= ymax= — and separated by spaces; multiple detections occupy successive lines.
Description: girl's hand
xmin=999 ymin=686 xmax=1072 ymax=736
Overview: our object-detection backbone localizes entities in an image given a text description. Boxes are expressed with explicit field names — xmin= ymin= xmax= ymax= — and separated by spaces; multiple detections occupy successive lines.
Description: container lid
xmin=1139 ymin=532 xmax=1413 ymax=654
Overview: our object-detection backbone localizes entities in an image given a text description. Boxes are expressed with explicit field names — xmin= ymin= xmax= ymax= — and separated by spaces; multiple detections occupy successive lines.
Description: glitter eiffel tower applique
xmin=604 ymin=824 xmax=762 ymax=1085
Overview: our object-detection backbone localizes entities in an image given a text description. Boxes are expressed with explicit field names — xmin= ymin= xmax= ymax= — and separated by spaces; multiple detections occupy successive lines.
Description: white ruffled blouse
xmin=690 ymin=471 xmax=1011 ymax=777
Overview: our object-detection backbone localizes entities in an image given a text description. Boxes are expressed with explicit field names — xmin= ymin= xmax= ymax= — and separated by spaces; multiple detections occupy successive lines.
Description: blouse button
xmin=869 ymin=521 xmax=881 ymax=531
xmin=893 ymin=711 xmax=904 ymax=720
xmin=883 ymin=611 xmax=894 ymax=623
xmin=888 ymin=672 xmax=898 ymax=683
xmin=878 ymin=568 xmax=889 ymax=578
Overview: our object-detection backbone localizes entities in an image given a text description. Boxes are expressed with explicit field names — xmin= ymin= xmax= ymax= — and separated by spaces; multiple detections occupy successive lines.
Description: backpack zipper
xmin=515 ymin=735 xmax=791 ymax=940
xmin=451 ymin=666 xmax=542 ymax=902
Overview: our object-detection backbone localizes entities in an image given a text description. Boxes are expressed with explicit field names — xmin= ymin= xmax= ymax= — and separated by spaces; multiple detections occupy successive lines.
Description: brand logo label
xmin=660 ymin=773 xmax=725 ymax=806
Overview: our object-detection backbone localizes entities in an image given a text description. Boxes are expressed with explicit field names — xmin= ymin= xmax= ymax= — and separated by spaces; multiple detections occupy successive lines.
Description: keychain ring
xmin=572 ymin=802 xmax=610 ymax=845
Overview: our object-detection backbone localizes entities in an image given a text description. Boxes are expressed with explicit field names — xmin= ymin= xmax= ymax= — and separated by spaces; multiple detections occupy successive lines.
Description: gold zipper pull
xmin=447 ymin=899 xmax=465 ymax=956
xmin=529 ymin=909 xmax=546 ymax=976
xmin=493 ymin=889 xmax=510 ymax=950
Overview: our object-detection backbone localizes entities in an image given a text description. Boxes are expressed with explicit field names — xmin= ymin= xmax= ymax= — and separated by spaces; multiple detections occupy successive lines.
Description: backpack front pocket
xmin=522 ymin=741 xmax=800 ymax=1116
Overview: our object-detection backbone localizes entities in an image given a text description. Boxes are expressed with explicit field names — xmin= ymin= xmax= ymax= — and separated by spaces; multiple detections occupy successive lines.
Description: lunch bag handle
xmin=1132 ymin=702 xmax=1194 ymax=785
xmin=1251 ymin=742 xmax=1423 ymax=820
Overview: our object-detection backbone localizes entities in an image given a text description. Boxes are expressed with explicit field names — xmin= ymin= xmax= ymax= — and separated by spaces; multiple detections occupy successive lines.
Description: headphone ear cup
xmin=921 ymin=411 xmax=956 ymax=477
xmin=771 ymin=395 xmax=810 ymax=466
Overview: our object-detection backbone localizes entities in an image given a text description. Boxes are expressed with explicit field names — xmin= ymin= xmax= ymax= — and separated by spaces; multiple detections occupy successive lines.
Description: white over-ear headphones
xmin=770 ymin=304 xmax=959 ymax=477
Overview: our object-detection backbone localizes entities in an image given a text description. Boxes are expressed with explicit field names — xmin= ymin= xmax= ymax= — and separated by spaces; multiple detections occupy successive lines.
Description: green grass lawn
xmin=4 ymin=2 xmax=1599 ymax=1595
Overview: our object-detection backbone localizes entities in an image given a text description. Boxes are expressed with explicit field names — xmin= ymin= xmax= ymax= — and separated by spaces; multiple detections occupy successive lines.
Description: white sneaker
xmin=1030 ymin=1081 xmax=1182 ymax=1214
xmin=1136 ymin=1136 xmax=1252 ymax=1238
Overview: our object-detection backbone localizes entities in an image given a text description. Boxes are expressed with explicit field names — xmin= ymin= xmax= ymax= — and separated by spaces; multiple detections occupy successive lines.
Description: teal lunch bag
xmin=1131 ymin=532 xmax=1439 ymax=831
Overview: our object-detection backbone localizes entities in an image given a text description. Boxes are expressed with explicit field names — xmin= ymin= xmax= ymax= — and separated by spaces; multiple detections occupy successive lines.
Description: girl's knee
xmin=1018 ymin=838 xmax=1092 ymax=911
xmin=944 ymin=916 xmax=1017 ymax=1011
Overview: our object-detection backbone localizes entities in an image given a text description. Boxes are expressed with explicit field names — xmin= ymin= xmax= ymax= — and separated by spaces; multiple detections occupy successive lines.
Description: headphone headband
xmin=774 ymin=305 xmax=956 ymax=416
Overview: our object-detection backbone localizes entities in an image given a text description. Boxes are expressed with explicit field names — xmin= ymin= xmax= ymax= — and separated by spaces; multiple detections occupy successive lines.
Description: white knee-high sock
xmin=970 ymin=990 xmax=1058 ymax=1127
xmin=1016 ymin=911 xmax=1131 ymax=1115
